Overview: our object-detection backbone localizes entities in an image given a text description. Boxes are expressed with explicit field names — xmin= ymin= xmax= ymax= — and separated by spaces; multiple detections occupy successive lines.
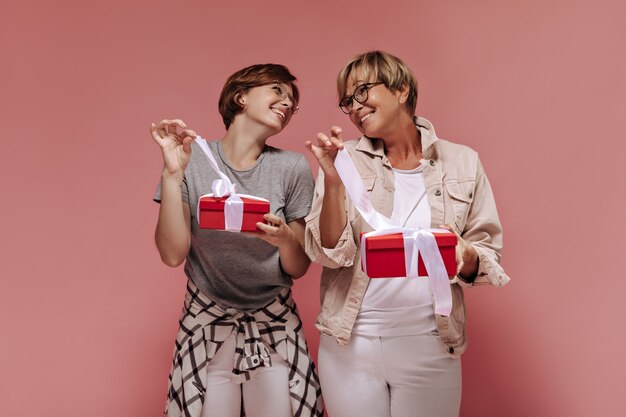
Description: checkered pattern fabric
xmin=164 ymin=282 xmax=324 ymax=417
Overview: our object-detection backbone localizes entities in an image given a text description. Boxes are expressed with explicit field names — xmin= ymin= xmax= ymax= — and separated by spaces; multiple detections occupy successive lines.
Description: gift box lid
xmin=198 ymin=195 xmax=269 ymax=213
xmin=363 ymin=230 xmax=457 ymax=250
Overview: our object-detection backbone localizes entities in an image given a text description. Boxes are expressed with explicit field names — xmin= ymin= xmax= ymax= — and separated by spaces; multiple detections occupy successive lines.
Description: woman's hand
xmin=243 ymin=215 xmax=310 ymax=278
xmin=150 ymin=119 xmax=197 ymax=180
xmin=306 ymin=126 xmax=348 ymax=248
xmin=439 ymin=224 xmax=479 ymax=281
xmin=305 ymin=126 xmax=345 ymax=185
xmin=245 ymin=213 xmax=297 ymax=248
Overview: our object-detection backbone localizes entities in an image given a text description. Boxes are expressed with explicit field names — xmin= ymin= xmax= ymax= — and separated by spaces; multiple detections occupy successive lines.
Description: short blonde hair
xmin=337 ymin=51 xmax=418 ymax=115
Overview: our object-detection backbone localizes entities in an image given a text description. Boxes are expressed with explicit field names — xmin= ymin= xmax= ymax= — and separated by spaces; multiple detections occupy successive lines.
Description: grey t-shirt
xmin=154 ymin=140 xmax=314 ymax=310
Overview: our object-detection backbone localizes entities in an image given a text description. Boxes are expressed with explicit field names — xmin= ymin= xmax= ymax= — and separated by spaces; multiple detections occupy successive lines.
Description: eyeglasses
xmin=270 ymin=83 xmax=299 ymax=114
xmin=339 ymin=82 xmax=383 ymax=114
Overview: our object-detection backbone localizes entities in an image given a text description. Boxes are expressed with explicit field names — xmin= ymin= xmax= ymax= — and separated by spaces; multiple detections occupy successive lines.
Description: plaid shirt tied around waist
xmin=165 ymin=282 xmax=324 ymax=417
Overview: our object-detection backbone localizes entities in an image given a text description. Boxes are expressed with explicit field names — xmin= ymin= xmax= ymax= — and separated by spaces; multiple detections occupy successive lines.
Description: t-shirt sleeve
xmin=283 ymin=155 xmax=314 ymax=223
xmin=153 ymin=175 xmax=190 ymax=204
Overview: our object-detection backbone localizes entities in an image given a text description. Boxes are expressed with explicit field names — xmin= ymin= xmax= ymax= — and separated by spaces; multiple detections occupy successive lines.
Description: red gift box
xmin=198 ymin=195 xmax=269 ymax=232
xmin=361 ymin=231 xmax=457 ymax=278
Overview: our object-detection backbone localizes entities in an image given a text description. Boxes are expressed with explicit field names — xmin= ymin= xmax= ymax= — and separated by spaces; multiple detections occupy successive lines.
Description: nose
xmin=279 ymin=97 xmax=296 ymax=113
xmin=351 ymin=97 xmax=363 ymax=114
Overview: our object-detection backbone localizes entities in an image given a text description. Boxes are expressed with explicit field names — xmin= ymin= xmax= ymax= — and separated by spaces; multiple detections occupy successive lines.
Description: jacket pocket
xmin=445 ymin=180 xmax=475 ymax=232
xmin=362 ymin=176 xmax=376 ymax=192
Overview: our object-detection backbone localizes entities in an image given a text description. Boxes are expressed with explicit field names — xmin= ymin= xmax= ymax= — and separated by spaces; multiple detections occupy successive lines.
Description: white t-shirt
xmin=353 ymin=165 xmax=437 ymax=336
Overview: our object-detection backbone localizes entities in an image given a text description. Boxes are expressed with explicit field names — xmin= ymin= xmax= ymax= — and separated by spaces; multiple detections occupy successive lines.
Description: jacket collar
xmin=355 ymin=115 xmax=439 ymax=160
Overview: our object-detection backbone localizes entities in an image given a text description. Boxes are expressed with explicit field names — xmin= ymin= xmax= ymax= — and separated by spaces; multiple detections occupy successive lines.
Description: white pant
xmin=318 ymin=333 xmax=461 ymax=417
xmin=200 ymin=333 xmax=292 ymax=417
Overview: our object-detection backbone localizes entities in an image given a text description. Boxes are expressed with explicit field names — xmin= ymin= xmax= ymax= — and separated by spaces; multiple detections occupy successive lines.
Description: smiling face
xmin=218 ymin=63 xmax=300 ymax=131
xmin=343 ymin=69 xmax=409 ymax=138
xmin=336 ymin=51 xmax=420 ymax=139
xmin=239 ymin=82 xmax=297 ymax=134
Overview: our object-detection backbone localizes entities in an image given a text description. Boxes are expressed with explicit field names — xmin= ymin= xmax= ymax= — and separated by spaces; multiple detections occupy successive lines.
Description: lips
xmin=359 ymin=110 xmax=375 ymax=125
xmin=271 ymin=108 xmax=286 ymax=121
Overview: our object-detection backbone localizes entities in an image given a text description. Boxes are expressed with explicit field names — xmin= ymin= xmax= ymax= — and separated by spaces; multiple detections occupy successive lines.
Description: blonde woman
xmin=305 ymin=51 xmax=510 ymax=417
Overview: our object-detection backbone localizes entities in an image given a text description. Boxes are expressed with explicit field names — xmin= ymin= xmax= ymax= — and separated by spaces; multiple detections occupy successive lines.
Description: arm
xmin=308 ymin=127 xmax=347 ymax=248
xmin=319 ymin=176 xmax=347 ymax=248
xmin=304 ymin=127 xmax=358 ymax=268
xmin=252 ymin=216 xmax=310 ymax=278
xmin=150 ymin=119 xmax=196 ymax=267
xmin=155 ymin=176 xmax=192 ymax=267
xmin=454 ymin=158 xmax=510 ymax=287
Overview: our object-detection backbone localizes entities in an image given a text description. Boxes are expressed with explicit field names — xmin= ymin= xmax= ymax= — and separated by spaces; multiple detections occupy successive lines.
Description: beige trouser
xmin=318 ymin=333 xmax=462 ymax=417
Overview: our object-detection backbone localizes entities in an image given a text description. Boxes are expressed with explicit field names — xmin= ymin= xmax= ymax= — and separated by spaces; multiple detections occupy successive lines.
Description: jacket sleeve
xmin=458 ymin=157 xmax=510 ymax=287
xmin=304 ymin=168 xmax=358 ymax=269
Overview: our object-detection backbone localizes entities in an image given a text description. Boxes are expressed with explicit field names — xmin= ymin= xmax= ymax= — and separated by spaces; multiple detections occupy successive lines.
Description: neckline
xmin=392 ymin=165 xmax=423 ymax=174
xmin=214 ymin=140 xmax=267 ymax=172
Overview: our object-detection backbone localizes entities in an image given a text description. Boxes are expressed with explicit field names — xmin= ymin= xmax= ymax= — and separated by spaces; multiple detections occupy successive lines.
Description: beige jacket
xmin=304 ymin=116 xmax=510 ymax=356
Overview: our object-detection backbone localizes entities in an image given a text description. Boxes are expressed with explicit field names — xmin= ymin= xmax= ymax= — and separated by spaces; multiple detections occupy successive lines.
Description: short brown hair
xmin=337 ymin=51 xmax=418 ymax=115
xmin=218 ymin=64 xmax=299 ymax=129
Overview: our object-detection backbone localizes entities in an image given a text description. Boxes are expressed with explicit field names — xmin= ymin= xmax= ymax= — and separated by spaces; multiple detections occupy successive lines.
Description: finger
xmin=438 ymin=224 xmax=455 ymax=233
xmin=305 ymin=140 xmax=319 ymax=152
xmin=330 ymin=126 xmax=343 ymax=140
xmin=256 ymin=222 xmax=279 ymax=234
xmin=159 ymin=119 xmax=187 ymax=132
xmin=439 ymin=224 xmax=466 ymax=247
xmin=169 ymin=119 xmax=188 ymax=129
xmin=317 ymin=132 xmax=331 ymax=146
xmin=159 ymin=119 xmax=187 ymax=128
xmin=181 ymin=129 xmax=197 ymax=140
xmin=263 ymin=213 xmax=282 ymax=225
xmin=182 ymin=135 xmax=194 ymax=154
xmin=305 ymin=141 xmax=326 ymax=159
xmin=327 ymin=135 xmax=344 ymax=150
xmin=150 ymin=123 xmax=162 ymax=142
xmin=158 ymin=119 xmax=173 ymax=132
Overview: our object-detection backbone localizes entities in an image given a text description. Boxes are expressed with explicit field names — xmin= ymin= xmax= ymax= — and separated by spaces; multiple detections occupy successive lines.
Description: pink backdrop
xmin=1 ymin=0 xmax=624 ymax=416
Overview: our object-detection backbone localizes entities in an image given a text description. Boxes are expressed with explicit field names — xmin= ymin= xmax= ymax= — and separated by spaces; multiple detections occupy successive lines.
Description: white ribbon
xmin=194 ymin=136 xmax=268 ymax=232
xmin=335 ymin=148 xmax=453 ymax=316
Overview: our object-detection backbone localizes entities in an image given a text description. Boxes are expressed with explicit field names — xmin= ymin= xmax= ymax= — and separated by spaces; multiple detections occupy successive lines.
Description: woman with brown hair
xmin=305 ymin=51 xmax=510 ymax=417
xmin=150 ymin=64 xmax=323 ymax=417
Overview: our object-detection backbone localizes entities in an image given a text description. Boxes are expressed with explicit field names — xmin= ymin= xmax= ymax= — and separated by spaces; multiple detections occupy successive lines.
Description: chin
xmin=267 ymin=124 xmax=284 ymax=135
xmin=261 ymin=118 xmax=283 ymax=132
xmin=360 ymin=123 xmax=379 ymax=138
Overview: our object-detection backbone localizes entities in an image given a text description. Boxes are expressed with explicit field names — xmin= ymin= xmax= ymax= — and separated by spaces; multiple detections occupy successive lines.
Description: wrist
xmin=458 ymin=252 xmax=479 ymax=282
xmin=324 ymin=175 xmax=344 ymax=190
xmin=277 ymin=226 xmax=302 ymax=251
xmin=161 ymin=170 xmax=184 ymax=185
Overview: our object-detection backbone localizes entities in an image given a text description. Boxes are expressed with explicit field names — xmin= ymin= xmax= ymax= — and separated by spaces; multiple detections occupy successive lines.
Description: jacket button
xmin=448 ymin=346 xmax=454 ymax=354
xmin=434 ymin=189 xmax=441 ymax=197
xmin=429 ymin=160 xmax=435 ymax=166
xmin=469 ymin=192 xmax=473 ymax=198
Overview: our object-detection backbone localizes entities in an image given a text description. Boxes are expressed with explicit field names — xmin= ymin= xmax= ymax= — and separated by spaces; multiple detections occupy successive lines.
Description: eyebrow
xmin=274 ymin=83 xmax=293 ymax=93
xmin=344 ymin=80 xmax=368 ymax=96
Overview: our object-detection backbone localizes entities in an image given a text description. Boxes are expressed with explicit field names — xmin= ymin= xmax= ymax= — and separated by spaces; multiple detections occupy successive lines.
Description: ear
xmin=397 ymin=84 xmax=410 ymax=105
xmin=235 ymin=92 xmax=247 ymax=107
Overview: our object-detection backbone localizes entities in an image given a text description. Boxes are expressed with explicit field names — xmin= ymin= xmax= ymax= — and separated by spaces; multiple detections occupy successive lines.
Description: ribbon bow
xmin=195 ymin=136 xmax=265 ymax=232
xmin=335 ymin=148 xmax=453 ymax=316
